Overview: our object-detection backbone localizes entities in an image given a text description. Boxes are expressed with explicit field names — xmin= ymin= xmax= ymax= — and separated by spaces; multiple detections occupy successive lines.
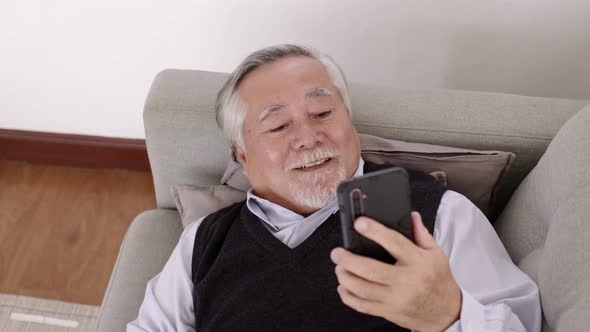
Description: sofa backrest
xmin=144 ymin=69 xmax=588 ymax=220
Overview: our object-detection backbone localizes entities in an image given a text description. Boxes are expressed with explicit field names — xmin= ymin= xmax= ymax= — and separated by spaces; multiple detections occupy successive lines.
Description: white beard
xmin=287 ymin=158 xmax=347 ymax=210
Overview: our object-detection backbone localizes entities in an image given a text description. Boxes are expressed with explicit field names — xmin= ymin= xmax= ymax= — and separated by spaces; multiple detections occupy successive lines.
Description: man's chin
xmin=287 ymin=170 xmax=346 ymax=209
xmin=289 ymin=171 xmax=338 ymax=189
xmin=288 ymin=184 xmax=337 ymax=211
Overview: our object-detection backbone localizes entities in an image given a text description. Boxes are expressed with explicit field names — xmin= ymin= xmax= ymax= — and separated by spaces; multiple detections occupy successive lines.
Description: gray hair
xmin=214 ymin=44 xmax=351 ymax=154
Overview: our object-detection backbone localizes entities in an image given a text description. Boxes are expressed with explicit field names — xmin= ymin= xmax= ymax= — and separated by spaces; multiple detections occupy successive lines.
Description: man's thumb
xmin=412 ymin=212 xmax=437 ymax=249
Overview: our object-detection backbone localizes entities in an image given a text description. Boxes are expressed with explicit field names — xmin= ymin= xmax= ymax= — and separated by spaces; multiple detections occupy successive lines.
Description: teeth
xmin=297 ymin=158 xmax=330 ymax=169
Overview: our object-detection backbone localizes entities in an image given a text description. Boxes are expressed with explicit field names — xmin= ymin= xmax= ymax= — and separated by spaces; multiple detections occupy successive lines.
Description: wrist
xmin=439 ymin=285 xmax=462 ymax=331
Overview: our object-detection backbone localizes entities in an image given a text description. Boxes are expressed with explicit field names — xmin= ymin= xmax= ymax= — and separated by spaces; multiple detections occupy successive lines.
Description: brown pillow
xmin=221 ymin=134 xmax=514 ymax=218
xmin=172 ymin=172 xmax=445 ymax=229
xmin=171 ymin=184 xmax=246 ymax=228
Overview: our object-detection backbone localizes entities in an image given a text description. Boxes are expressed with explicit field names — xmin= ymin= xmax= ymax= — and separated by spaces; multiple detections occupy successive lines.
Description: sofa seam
xmin=354 ymin=122 xmax=554 ymax=141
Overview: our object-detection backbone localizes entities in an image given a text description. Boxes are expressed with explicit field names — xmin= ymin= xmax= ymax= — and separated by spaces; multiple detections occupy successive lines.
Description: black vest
xmin=192 ymin=161 xmax=447 ymax=331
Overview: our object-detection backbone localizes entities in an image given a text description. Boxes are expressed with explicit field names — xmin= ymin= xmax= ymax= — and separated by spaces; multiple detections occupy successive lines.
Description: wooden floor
xmin=0 ymin=160 xmax=156 ymax=306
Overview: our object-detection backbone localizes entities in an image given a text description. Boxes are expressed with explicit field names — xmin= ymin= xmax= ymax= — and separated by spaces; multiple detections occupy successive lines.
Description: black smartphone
xmin=336 ymin=166 xmax=412 ymax=264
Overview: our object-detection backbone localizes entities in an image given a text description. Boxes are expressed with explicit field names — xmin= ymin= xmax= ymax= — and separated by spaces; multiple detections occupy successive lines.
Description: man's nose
xmin=291 ymin=119 xmax=321 ymax=150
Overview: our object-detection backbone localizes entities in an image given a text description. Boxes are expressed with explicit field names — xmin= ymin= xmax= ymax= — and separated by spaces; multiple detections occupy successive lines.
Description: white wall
xmin=1 ymin=0 xmax=589 ymax=139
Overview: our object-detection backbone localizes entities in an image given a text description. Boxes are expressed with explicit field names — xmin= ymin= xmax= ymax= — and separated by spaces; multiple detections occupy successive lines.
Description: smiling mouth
xmin=294 ymin=157 xmax=333 ymax=171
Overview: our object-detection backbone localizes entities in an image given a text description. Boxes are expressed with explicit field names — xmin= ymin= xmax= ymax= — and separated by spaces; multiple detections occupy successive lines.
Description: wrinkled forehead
xmin=237 ymin=57 xmax=339 ymax=119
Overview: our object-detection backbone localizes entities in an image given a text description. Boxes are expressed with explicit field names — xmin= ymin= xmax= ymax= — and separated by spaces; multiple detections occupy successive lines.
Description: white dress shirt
xmin=128 ymin=157 xmax=541 ymax=332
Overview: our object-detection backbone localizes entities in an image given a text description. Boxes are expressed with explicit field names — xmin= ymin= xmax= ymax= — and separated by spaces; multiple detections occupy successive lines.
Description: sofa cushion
xmin=222 ymin=134 xmax=514 ymax=218
xmin=495 ymin=106 xmax=590 ymax=332
xmin=96 ymin=209 xmax=183 ymax=332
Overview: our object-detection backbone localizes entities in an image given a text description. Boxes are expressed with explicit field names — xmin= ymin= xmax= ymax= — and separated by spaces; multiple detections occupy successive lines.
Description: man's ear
xmin=233 ymin=142 xmax=248 ymax=176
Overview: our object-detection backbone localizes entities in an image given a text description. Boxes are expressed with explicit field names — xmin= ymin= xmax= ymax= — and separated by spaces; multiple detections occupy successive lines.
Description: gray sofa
xmin=96 ymin=69 xmax=590 ymax=331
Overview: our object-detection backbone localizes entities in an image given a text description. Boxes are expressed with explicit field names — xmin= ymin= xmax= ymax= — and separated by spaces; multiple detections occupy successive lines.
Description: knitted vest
xmin=192 ymin=161 xmax=447 ymax=331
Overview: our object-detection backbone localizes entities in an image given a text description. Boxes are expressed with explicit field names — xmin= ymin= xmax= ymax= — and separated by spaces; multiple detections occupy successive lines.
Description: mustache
xmin=284 ymin=147 xmax=338 ymax=171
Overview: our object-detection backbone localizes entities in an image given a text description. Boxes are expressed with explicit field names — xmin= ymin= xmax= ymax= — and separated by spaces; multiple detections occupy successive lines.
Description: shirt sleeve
xmin=126 ymin=217 xmax=205 ymax=332
xmin=433 ymin=191 xmax=542 ymax=332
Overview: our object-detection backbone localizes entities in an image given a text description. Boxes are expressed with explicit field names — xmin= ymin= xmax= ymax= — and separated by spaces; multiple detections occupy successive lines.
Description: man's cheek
xmin=263 ymin=149 xmax=287 ymax=169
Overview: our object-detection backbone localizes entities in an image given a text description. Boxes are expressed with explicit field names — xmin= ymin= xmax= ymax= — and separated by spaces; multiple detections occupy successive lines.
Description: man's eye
xmin=269 ymin=124 xmax=288 ymax=133
xmin=315 ymin=110 xmax=332 ymax=119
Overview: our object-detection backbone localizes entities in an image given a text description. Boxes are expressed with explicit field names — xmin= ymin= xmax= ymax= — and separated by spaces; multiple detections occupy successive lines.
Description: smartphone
xmin=336 ymin=166 xmax=412 ymax=264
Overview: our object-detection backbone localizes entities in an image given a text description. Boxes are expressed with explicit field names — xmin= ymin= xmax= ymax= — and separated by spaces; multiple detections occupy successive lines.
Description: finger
xmin=354 ymin=217 xmax=420 ymax=265
xmin=331 ymin=248 xmax=397 ymax=285
xmin=337 ymin=285 xmax=382 ymax=318
xmin=411 ymin=211 xmax=437 ymax=249
xmin=334 ymin=265 xmax=389 ymax=302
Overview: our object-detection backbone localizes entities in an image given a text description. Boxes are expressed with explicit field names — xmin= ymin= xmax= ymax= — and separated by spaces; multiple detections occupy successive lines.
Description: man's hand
xmin=330 ymin=212 xmax=462 ymax=332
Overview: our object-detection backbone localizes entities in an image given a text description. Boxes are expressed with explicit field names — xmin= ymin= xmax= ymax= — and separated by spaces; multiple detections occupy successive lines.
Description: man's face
xmin=235 ymin=56 xmax=361 ymax=216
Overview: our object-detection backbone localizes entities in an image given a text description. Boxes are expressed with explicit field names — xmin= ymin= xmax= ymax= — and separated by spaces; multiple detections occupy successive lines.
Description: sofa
xmin=95 ymin=69 xmax=590 ymax=331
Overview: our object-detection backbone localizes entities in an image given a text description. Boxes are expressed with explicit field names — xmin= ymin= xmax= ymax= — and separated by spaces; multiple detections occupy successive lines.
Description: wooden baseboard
xmin=0 ymin=129 xmax=150 ymax=171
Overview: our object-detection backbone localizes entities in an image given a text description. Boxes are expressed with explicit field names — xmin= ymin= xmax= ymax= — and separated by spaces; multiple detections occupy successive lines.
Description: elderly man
xmin=128 ymin=45 xmax=541 ymax=331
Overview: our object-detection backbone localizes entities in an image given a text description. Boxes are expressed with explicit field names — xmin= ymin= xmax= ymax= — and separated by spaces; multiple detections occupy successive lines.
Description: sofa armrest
xmin=95 ymin=209 xmax=183 ymax=332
